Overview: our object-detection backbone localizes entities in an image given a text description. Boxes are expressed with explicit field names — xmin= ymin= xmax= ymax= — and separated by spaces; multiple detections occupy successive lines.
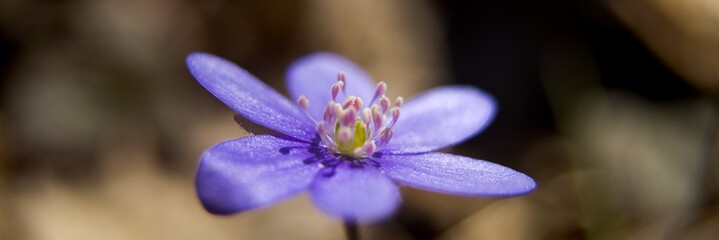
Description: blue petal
xmin=286 ymin=52 xmax=377 ymax=120
xmin=187 ymin=53 xmax=315 ymax=141
xmin=383 ymin=86 xmax=497 ymax=154
xmin=309 ymin=161 xmax=400 ymax=222
xmin=379 ymin=152 xmax=535 ymax=196
xmin=196 ymin=135 xmax=320 ymax=214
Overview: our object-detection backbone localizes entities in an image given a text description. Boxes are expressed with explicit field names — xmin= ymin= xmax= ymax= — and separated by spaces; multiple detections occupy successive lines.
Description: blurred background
xmin=1 ymin=0 xmax=718 ymax=239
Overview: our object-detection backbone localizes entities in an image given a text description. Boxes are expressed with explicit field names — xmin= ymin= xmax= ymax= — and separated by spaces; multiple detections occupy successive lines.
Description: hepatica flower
xmin=187 ymin=52 xmax=535 ymax=222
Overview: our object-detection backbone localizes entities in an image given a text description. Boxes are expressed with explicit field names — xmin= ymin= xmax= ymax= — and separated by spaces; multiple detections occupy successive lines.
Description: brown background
xmin=1 ymin=0 xmax=718 ymax=239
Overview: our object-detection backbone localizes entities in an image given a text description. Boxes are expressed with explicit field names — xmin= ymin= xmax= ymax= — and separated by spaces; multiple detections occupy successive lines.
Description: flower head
xmin=297 ymin=72 xmax=401 ymax=158
xmin=187 ymin=52 xmax=535 ymax=222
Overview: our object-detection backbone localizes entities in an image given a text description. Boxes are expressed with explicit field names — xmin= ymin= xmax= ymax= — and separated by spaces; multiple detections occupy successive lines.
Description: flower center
xmin=297 ymin=72 xmax=403 ymax=159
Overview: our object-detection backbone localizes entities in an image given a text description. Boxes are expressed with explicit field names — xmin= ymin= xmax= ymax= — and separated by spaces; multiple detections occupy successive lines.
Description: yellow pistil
xmin=336 ymin=120 xmax=367 ymax=157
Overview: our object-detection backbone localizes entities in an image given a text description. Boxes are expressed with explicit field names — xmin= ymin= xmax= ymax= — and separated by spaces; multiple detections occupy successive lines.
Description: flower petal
xmin=310 ymin=161 xmax=400 ymax=222
xmin=187 ymin=52 xmax=315 ymax=141
xmin=196 ymin=135 xmax=320 ymax=214
xmin=286 ymin=52 xmax=377 ymax=119
xmin=379 ymin=152 xmax=535 ymax=196
xmin=383 ymin=86 xmax=497 ymax=153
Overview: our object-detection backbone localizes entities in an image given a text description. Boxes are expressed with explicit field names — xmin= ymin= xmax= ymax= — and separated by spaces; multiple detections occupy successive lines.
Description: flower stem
xmin=343 ymin=219 xmax=360 ymax=240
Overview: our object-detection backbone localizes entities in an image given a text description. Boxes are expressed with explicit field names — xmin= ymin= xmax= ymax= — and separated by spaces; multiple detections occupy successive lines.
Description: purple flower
xmin=187 ymin=52 xmax=535 ymax=222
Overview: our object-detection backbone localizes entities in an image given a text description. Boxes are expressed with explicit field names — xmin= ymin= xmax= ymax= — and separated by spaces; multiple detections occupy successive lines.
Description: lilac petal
xmin=196 ymin=135 xmax=320 ymax=214
xmin=379 ymin=152 xmax=535 ymax=196
xmin=310 ymin=162 xmax=400 ymax=222
xmin=383 ymin=86 xmax=497 ymax=154
xmin=187 ymin=53 xmax=315 ymax=141
xmin=286 ymin=52 xmax=377 ymax=119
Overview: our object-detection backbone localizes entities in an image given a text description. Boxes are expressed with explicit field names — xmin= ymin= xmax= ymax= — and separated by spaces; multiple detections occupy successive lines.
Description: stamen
xmin=371 ymin=106 xmax=384 ymax=136
xmin=353 ymin=141 xmax=376 ymax=158
xmin=323 ymin=102 xmax=341 ymax=123
xmin=331 ymin=82 xmax=343 ymax=101
xmin=361 ymin=108 xmax=372 ymax=126
xmin=342 ymin=96 xmax=357 ymax=109
xmin=378 ymin=96 xmax=390 ymax=113
xmin=340 ymin=108 xmax=357 ymax=127
xmin=316 ymin=121 xmax=332 ymax=145
xmin=316 ymin=121 xmax=326 ymax=135
xmin=388 ymin=106 xmax=401 ymax=128
xmin=354 ymin=97 xmax=363 ymax=110
xmin=362 ymin=141 xmax=376 ymax=155
xmin=352 ymin=147 xmax=366 ymax=158
xmin=338 ymin=127 xmax=352 ymax=143
xmin=337 ymin=71 xmax=347 ymax=90
xmin=394 ymin=96 xmax=404 ymax=108
xmin=297 ymin=96 xmax=309 ymax=110
xmin=297 ymin=95 xmax=317 ymax=123
xmin=377 ymin=128 xmax=393 ymax=148
xmin=370 ymin=81 xmax=387 ymax=104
